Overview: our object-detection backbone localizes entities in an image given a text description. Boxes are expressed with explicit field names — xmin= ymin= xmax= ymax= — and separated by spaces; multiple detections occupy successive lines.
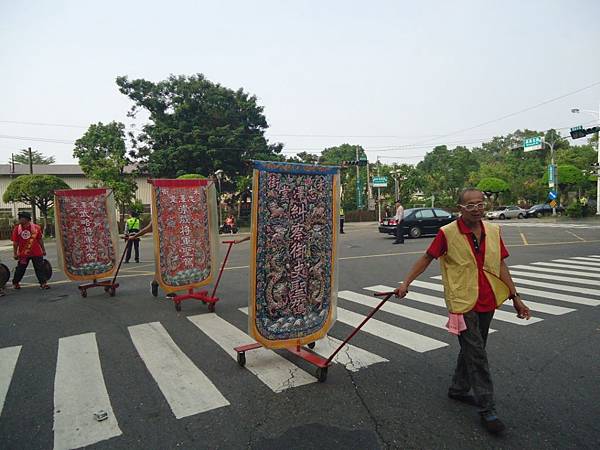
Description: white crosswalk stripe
xmin=53 ymin=333 xmax=122 ymax=450
xmin=188 ymin=313 xmax=317 ymax=392
xmin=551 ymin=259 xmax=600 ymax=268
xmin=532 ymin=262 xmax=600 ymax=272
xmin=406 ymin=280 xmax=575 ymax=315
xmin=509 ymin=270 xmax=600 ymax=286
xmin=498 ymin=222 xmax=600 ymax=229
xmin=128 ymin=322 xmax=230 ymax=419
xmin=0 ymin=346 xmax=21 ymax=416
xmin=510 ymin=265 xmax=600 ymax=279
xmin=571 ymin=256 xmax=600 ymax=262
xmin=510 ymin=276 xmax=600 ymax=297
xmin=237 ymin=308 xmax=388 ymax=371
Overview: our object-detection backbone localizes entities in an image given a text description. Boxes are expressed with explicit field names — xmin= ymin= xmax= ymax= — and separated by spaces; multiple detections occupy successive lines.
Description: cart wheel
xmin=104 ymin=286 xmax=110 ymax=292
xmin=208 ymin=303 xmax=216 ymax=313
xmin=307 ymin=342 xmax=316 ymax=349
xmin=108 ymin=287 xmax=116 ymax=297
xmin=151 ymin=281 xmax=158 ymax=297
xmin=80 ymin=289 xmax=87 ymax=298
xmin=316 ymin=367 xmax=328 ymax=382
xmin=237 ymin=352 xmax=246 ymax=367
xmin=175 ymin=302 xmax=182 ymax=312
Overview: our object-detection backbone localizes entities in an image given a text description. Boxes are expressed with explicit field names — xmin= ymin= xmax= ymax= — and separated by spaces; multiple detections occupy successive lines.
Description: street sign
xmin=523 ymin=136 xmax=543 ymax=152
xmin=548 ymin=164 xmax=557 ymax=188
xmin=548 ymin=191 xmax=557 ymax=200
xmin=549 ymin=200 xmax=557 ymax=208
xmin=372 ymin=176 xmax=388 ymax=188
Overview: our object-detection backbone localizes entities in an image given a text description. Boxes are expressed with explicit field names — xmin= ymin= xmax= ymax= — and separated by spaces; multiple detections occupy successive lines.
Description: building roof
xmin=0 ymin=164 xmax=140 ymax=176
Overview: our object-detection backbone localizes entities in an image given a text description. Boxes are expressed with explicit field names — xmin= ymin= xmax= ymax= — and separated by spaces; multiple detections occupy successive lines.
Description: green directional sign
xmin=523 ymin=136 xmax=543 ymax=152
xmin=372 ymin=176 xmax=388 ymax=188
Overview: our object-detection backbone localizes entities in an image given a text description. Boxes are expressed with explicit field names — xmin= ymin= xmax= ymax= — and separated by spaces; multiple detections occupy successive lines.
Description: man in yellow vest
xmin=124 ymin=211 xmax=141 ymax=263
xmin=339 ymin=206 xmax=345 ymax=234
xmin=394 ymin=188 xmax=530 ymax=434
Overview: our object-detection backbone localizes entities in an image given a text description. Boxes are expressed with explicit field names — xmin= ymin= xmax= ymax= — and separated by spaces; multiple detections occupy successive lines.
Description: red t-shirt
xmin=426 ymin=218 xmax=509 ymax=312
xmin=11 ymin=223 xmax=44 ymax=257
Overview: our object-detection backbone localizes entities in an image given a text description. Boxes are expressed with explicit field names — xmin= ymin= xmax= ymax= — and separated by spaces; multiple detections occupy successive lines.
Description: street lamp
xmin=571 ymin=105 xmax=600 ymax=215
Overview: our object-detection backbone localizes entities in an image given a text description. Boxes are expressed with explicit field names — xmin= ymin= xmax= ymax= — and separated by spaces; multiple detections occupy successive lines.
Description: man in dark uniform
xmin=124 ymin=211 xmax=141 ymax=263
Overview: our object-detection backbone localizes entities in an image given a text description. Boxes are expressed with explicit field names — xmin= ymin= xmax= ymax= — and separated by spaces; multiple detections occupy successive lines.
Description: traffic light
xmin=342 ymin=159 xmax=368 ymax=167
xmin=570 ymin=125 xmax=600 ymax=139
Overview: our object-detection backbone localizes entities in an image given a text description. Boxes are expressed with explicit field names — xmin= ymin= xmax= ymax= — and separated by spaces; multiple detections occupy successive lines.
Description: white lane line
xmin=382 ymin=275 xmax=544 ymax=326
xmin=53 ymin=333 xmax=121 ymax=450
xmin=586 ymin=255 xmax=600 ymax=258
xmin=128 ymin=322 xmax=229 ymax=419
xmin=339 ymin=290 xmax=449 ymax=330
xmin=510 ymin=265 xmax=600 ymax=279
xmin=508 ymin=270 xmax=600 ymax=286
xmin=237 ymin=309 xmax=388 ymax=372
xmin=532 ymin=262 xmax=600 ymax=272
xmin=405 ymin=280 xmax=575 ymax=315
xmin=188 ymin=313 xmax=316 ymax=392
xmin=552 ymin=259 xmax=600 ymax=267
xmin=0 ymin=346 xmax=21 ymax=416
xmin=336 ymin=308 xmax=448 ymax=352
xmin=571 ymin=257 xmax=600 ymax=262
xmin=511 ymin=277 xmax=600 ymax=297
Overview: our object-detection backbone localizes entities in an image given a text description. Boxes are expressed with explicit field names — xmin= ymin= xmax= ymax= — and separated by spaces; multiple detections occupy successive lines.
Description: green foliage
xmin=116 ymin=74 xmax=284 ymax=179
xmin=11 ymin=148 xmax=55 ymax=165
xmin=319 ymin=144 xmax=367 ymax=210
xmin=476 ymin=177 xmax=509 ymax=193
xmin=287 ymin=152 xmax=319 ymax=164
xmin=130 ymin=199 xmax=145 ymax=215
xmin=177 ymin=174 xmax=207 ymax=179
xmin=565 ymin=202 xmax=585 ymax=218
xmin=73 ymin=121 xmax=138 ymax=212
xmin=2 ymin=175 xmax=70 ymax=220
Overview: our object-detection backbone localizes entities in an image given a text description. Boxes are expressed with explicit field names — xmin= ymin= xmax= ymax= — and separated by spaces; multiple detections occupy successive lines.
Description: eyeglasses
xmin=459 ymin=202 xmax=485 ymax=211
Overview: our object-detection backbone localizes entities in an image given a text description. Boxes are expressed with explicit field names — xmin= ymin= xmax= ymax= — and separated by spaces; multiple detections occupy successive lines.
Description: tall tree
xmin=319 ymin=144 xmax=367 ymax=210
xmin=73 ymin=121 xmax=137 ymax=218
xmin=116 ymin=74 xmax=284 ymax=179
xmin=10 ymin=148 xmax=55 ymax=165
xmin=3 ymin=174 xmax=70 ymax=232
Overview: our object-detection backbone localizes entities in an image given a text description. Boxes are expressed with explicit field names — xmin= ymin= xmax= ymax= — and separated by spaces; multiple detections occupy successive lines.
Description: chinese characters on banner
xmin=150 ymin=179 xmax=218 ymax=292
xmin=249 ymin=161 xmax=340 ymax=349
xmin=54 ymin=188 xmax=118 ymax=280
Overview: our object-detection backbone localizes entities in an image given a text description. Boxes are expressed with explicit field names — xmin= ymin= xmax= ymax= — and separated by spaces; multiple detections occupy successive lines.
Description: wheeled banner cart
xmin=54 ymin=188 xmax=121 ymax=297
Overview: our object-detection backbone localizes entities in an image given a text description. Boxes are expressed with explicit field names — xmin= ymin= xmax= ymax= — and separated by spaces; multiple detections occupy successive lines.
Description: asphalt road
xmin=1 ymin=218 xmax=599 ymax=449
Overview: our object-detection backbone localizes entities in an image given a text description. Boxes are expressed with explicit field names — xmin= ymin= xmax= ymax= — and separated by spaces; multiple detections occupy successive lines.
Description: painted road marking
xmin=510 ymin=265 xmax=600 ymax=279
xmin=238 ymin=309 xmax=388 ymax=372
xmin=53 ymin=333 xmax=121 ymax=450
xmin=510 ymin=276 xmax=600 ymax=297
xmin=570 ymin=256 xmax=600 ymax=262
xmin=0 ymin=346 xmax=21 ymax=416
xmin=336 ymin=308 xmax=448 ymax=352
xmin=552 ymin=259 xmax=600 ymax=267
xmin=188 ymin=313 xmax=316 ymax=392
xmin=532 ymin=262 xmax=600 ymax=272
xmin=519 ymin=232 xmax=529 ymax=245
xmin=128 ymin=322 xmax=229 ymax=419
xmin=509 ymin=270 xmax=600 ymax=287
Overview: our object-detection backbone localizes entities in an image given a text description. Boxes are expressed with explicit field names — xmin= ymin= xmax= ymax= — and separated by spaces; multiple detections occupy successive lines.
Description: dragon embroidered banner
xmin=149 ymin=179 xmax=218 ymax=293
xmin=249 ymin=161 xmax=340 ymax=349
xmin=54 ymin=188 xmax=119 ymax=281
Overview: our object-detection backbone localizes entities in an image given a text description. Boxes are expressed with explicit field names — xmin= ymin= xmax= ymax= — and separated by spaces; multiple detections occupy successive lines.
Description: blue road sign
xmin=548 ymin=191 xmax=557 ymax=200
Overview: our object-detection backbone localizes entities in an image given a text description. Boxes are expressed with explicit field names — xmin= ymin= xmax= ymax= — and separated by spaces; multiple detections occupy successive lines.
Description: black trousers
xmin=125 ymin=238 xmax=140 ymax=262
xmin=13 ymin=256 xmax=47 ymax=285
xmin=449 ymin=310 xmax=495 ymax=414
xmin=339 ymin=217 xmax=345 ymax=233
xmin=395 ymin=221 xmax=404 ymax=243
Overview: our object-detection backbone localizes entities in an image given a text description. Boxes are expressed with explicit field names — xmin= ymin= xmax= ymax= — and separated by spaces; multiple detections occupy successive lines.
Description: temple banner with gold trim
xmin=249 ymin=161 xmax=340 ymax=349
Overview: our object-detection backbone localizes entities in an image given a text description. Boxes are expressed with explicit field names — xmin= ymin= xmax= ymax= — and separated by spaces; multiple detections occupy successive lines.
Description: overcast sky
xmin=1 ymin=0 xmax=599 ymax=165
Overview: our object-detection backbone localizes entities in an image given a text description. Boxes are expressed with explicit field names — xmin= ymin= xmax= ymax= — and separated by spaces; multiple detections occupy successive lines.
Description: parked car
xmin=379 ymin=207 xmax=456 ymax=238
xmin=485 ymin=205 xmax=527 ymax=220
xmin=525 ymin=203 xmax=565 ymax=218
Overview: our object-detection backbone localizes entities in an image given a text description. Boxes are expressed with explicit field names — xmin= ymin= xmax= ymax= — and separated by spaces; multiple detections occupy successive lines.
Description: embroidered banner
xmin=54 ymin=188 xmax=119 ymax=281
xmin=249 ymin=161 xmax=340 ymax=349
xmin=149 ymin=179 xmax=218 ymax=293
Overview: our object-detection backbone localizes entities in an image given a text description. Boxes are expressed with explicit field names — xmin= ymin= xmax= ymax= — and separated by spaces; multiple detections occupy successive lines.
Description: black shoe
xmin=448 ymin=391 xmax=479 ymax=407
xmin=480 ymin=412 xmax=505 ymax=434
xmin=135 ymin=260 xmax=139 ymax=263
xmin=392 ymin=241 xmax=404 ymax=244
xmin=124 ymin=261 xmax=130 ymax=264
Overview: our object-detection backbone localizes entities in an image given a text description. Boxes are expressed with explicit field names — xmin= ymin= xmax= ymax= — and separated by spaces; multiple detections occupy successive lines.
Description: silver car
xmin=485 ymin=205 xmax=526 ymax=220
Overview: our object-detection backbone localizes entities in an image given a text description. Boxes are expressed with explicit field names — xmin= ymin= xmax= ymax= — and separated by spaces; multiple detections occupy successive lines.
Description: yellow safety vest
xmin=126 ymin=217 xmax=140 ymax=231
xmin=439 ymin=221 xmax=509 ymax=313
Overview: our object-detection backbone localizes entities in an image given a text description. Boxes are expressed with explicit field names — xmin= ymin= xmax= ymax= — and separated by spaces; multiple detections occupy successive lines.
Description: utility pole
xmin=376 ymin=157 xmax=381 ymax=222
xmin=544 ymin=138 xmax=560 ymax=216
xmin=596 ymin=103 xmax=600 ymax=215
xmin=28 ymin=147 xmax=37 ymax=224
xmin=355 ymin=146 xmax=362 ymax=209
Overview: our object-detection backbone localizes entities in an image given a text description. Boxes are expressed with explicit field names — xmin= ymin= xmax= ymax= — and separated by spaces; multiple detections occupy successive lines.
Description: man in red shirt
xmin=394 ymin=188 xmax=530 ymax=434
xmin=11 ymin=211 xmax=49 ymax=290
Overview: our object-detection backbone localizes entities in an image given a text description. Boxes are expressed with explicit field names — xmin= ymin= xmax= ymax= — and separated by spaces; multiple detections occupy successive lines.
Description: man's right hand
xmin=394 ymin=283 xmax=408 ymax=299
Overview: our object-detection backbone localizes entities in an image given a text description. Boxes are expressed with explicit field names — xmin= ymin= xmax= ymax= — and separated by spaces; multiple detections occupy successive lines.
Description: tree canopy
xmin=116 ymin=74 xmax=284 ymax=178
xmin=10 ymin=148 xmax=55 ymax=165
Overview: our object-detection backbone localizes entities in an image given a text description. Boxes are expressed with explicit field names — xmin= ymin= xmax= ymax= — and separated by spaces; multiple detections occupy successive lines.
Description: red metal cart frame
xmin=78 ymin=239 xmax=129 ymax=298
xmin=167 ymin=236 xmax=251 ymax=312
xmin=234 ymin=291 xmax=395 ymax=382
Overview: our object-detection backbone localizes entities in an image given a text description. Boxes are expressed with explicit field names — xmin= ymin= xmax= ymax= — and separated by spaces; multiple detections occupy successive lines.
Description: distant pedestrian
xmin=124 ymin=211 xmax=141 ymax=263
xmin=339 ymin=207 xmax=345 ymax=234
xmin=384 ymin=204 xmax=391 ymax=218
xmin=393 ymin=200 xmax=404 ymax=244
xmin=394 ymin=188 xmax=530 ymax=434
xmin=11 ymin=211 xmax=50 ymax=290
